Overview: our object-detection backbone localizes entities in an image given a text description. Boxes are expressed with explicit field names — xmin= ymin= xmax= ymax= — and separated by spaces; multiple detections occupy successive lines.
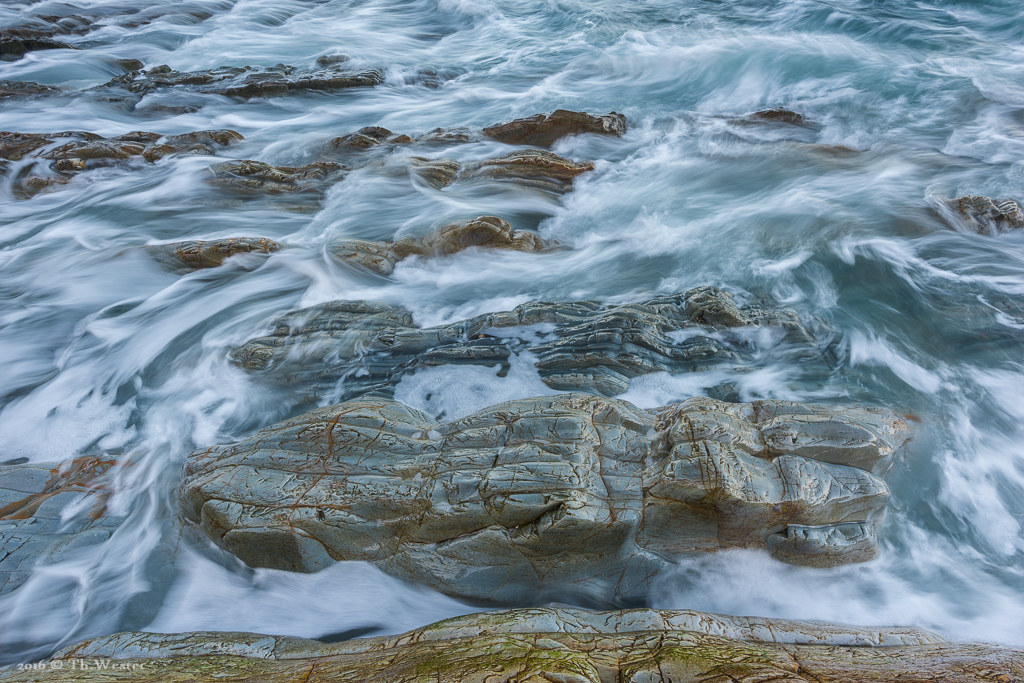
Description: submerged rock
xmin=17 ymin=606 xmax=1011 ymax=683
xmin=206 ymin=160 xmax=346 ymax=194
xmin=0 ymin=37 xmax=76 ymax=61
xmin=469 ymin=148 xmax=595 ymax=192
xmin=146 ymin=238 xmax=285 ymax=272
xmin=949 ymin=194 xmax=1024 ymax=234
xmin=745 ymin=108 xmax=807 ymax=125
xmin=329 ymin=126 xmax=414 ymax=149
xmin=103 ymin=63 xmax=383 ymax=99
xmin=329 ymin=215 xmax=548 ymax=276
xmin=232 ymin=286 xmax=830 ymax=402
xmin=180 ymin=392 xmax=906 ymax=603
xmin=1 ymin=129 xmax=242 ymax=198
xmin=483 ymin=109 xmax=627 ymax=146
xmin=0 ymin=458 xmax=119 ymax=595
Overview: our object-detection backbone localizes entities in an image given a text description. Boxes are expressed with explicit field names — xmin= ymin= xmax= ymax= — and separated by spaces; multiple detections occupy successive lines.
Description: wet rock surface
xmin=146 ymin=238 xmax=286 ymax=272
xmin=329 ymin=215 xmax=549 ymax=275
xmin=1 ymin=129 xmax=242 ymax=198
xmin=180 ymin=392 xmax=906 ymax=603
xmin=483 ymin=109 xmax=628 ymax=146
xmin=12 ymin=606 xmax=1012 ymax=683
xmin=206 ymin=160 xmax=346 ymax=195
xmin=949 ymin=194 xmax=1024 ymax=234
xmin=102 ymin=63 xmax=384 ymax=99
xmin=469 ymin=148 xmax=595 ymax=193
xmin=0 ymin=37 xmax=76 ymax=61
xmin=0 ymin=458 xmax=119 ymax=595
xmin=231 ymin=286 xmax=830 ymax=402
xmin=0 ymin=80 xmax=61 ymax=100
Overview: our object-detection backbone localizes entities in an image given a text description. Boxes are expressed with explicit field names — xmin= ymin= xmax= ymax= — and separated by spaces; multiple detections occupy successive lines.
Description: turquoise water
xmin=1 ymin=0 xmax=1023 ymax=663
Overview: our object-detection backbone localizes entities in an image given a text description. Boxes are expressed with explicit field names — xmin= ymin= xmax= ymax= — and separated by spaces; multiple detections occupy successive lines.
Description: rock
xmin=20 ymin=606 xmax=1014 ymax=683
xmin=949 ymin=194 xmax=1024 ymax=234
xmin=104 ymin=63 xmax=384 ymax=99
xmin=180 ymin=392 xmax=906 ymax=603
xmin=206 ymin=160 xmax=346 ymax=194
xmin=231 ymin=286 xmax=830 ymax=402
xmin=2 ymin=129 xmax=242 ymax=198
xmin=329 ymin=126 xmax=414 ymax=149
xmin=406 ymin=156 xmax=462 ymax=188
xmin=0 ymin=80 xmax=61 ymax=100
xmin=483 ymin=109 xmax=627 ymax=147
xmin=468 ymin=149 xmax=595 ymax=193
xmin=747 ymin=108 xmax=807 ymax=125
xmin=146 ymin=238 xmax=285 ymax=272
xmin=0 ymin=37 xmax=76 ymax=61
xmin=329 ymin=215 xmax=548 ymax=276
xmin=0 ymin=458 xmax=119 ymax=595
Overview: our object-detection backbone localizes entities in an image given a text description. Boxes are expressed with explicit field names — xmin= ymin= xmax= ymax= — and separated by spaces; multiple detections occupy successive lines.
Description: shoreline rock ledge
xmin=3 ymin=606 xmax=1020 ymax=682
xmin=181 ymin=393 xmax=908 ymax=604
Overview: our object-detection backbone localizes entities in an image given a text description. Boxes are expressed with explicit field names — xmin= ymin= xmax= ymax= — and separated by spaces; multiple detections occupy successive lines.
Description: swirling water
xmin=1 ymin=0 xmax=1024 ymax=664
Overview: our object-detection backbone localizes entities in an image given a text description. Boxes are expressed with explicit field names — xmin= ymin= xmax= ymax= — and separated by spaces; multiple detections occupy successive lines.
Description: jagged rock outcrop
xmin=1 ymin=129 xmax=242 ymax=198
xmin=329 ymin=215 xmax=548 ymax=275
xmin=14 ymin=606 xmax=1012 ymax=683
xmin=206 ymin=160 xmax=346 ymax=194
xmin=145 ymin=238 xmax=286 ymax=272
xmin=231 ymin=286 xmax=831 ymax=401
xmin=181 ymin=391 xmax=906 ymax=603
xmin=483 ymin=109 xmax=627 ymax=146
xmin=948 ymin=194 xmax=1024 ymax=234
xmin=102 ymin=63 xmax=383 ymax=99
xmin=0 ymin=458 xmax=119 ymax=594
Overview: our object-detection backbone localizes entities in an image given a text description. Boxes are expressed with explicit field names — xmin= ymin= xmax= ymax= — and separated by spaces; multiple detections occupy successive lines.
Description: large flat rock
xmin=181 ymin=393 xmax=908 ymax=604
xmin=5 ymin=607 xmax=1019 ymax=682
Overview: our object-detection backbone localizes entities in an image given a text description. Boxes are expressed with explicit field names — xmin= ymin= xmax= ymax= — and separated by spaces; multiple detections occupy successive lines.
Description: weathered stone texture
xmin=145 ymin=238 xmax=285 ymax=272
xmin=329 ymin=215 xmax=548 ymax=276
xmin=0 ymin=129 xmax=242 ymax=198
xmin=180 ymin=391 xmax=906 ymax=604
xmin=8 ymin=607 xmax=1017 ymax=683
xmin=949 ymin=194 xmax=1024 ymax=234
xmin=231 ymin=286 xmax=830 ymax=402
xmin=206 ymin=160 xmax=346 ymax=194
xmin=483 ymin=110 xmax=628 ymax=146
xmin=103 ymin=63 xmax=383 ymax=99
xmin=0 ymin=458 xmax=119 ymax=595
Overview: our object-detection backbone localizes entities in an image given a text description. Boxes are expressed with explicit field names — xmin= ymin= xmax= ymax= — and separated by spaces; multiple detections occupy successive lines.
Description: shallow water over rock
xmin=1 ymin=0 xmax=1024 ymax=668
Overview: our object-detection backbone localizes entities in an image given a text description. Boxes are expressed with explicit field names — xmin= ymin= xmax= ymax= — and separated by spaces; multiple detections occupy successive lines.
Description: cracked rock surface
xmin=231 ymin=286 xmax=831 ymax=402
xmin=180 ymin=392 xmax=907 ymax=603
xmin=8 ymin=607 xmax=1014 ymax=683
xmin=0 ymin=458 xmax=119 ymax=595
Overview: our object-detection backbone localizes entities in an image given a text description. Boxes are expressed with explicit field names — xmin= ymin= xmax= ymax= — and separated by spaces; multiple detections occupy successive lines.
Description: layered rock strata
xmin=0 ymin=458 xmax=119 ymax=595
xmin=12 ymin=607 xmax=1013 ymax=683
xmin=101 ymin=63 xmax=384 ymax=99
xmin=180 ymin=392 xmax=907 ymax=603
xmin=231 ymin=286 xmax=829 ymax=401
